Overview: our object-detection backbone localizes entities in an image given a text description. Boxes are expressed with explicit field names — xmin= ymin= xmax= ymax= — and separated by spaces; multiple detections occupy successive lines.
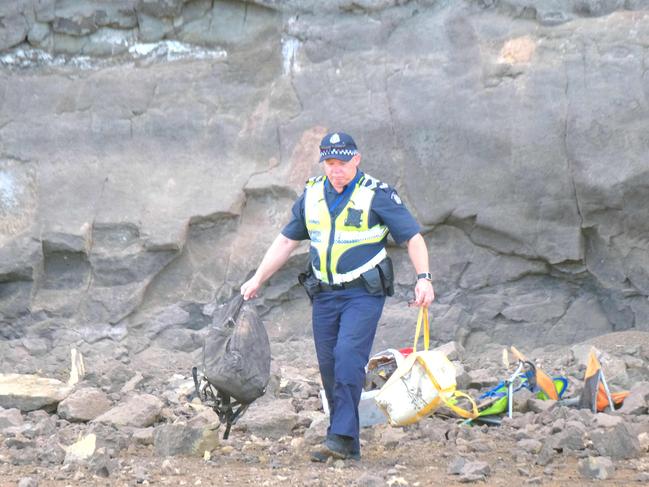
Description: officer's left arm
xmin=371 ymin=187 xmax=434 ymax=307
xmin=407 ymin=233 xmax=435 ymax=307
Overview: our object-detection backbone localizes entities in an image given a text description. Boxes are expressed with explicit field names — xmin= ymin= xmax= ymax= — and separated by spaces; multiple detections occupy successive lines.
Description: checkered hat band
xmin=320 ymin=148 xmax=357 ymax=158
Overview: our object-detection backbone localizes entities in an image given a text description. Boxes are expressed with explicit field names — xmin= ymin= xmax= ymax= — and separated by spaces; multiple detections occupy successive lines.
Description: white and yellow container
xmin=374 ymin=307 xmax=477 ymax=426
xmin=374 ymin=350 xmax=456 ymax=425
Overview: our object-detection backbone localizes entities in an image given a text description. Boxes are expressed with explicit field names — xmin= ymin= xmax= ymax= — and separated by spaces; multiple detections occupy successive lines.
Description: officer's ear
xmin=351 ymin=153 xmax=361 ymax=166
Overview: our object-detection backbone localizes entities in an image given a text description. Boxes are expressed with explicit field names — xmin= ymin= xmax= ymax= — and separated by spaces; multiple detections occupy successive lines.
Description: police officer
xmin=241 ymin=132 xmax=434 ymax=461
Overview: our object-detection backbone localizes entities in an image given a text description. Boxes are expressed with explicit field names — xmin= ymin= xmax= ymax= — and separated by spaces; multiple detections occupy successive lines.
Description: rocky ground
xmin=2 ymin=329 xmax=649 ymax=486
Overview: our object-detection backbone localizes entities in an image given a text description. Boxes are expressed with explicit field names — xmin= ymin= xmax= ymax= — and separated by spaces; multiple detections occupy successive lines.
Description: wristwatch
xmin=417 ymin=272 xmax=432 ymax=281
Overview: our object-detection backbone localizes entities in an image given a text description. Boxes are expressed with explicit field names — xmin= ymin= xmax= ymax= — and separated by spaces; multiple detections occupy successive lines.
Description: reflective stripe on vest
xmin=304 ymin=175 xmax=389 ymax=285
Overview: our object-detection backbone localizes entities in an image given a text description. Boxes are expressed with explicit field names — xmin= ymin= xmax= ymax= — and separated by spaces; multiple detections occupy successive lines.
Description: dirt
xmin=1 ymin=422 xmax=643 ymax=487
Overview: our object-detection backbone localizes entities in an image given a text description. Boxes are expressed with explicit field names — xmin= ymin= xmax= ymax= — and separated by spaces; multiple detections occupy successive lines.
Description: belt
xmin=319 ymin=277 xmax=365 ymax=292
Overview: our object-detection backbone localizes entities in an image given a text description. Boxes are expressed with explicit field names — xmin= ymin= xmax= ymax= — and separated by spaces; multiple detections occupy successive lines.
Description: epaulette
xmin=305 ymin=175 xmax=325 ymax=187
xmin=361 ymin=173 xmax=390 ymax=191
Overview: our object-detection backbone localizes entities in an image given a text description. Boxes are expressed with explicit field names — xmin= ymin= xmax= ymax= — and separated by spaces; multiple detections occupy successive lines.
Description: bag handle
xmin=412 ymin=306 xmax=430 ymax=352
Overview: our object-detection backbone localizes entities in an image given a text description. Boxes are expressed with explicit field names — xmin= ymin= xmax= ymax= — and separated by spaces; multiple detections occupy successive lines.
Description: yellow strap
xmin=441 ymin=390 xmax=479 ymax=420
xmin=414 ymin=354 xmax=479 ymax=420
xmin=412 ymin=307 xmax=429 ymax=352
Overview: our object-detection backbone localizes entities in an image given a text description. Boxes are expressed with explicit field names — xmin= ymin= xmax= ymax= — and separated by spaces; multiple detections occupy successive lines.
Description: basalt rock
xmin=0 ymin=1 xmax=648 ymax=368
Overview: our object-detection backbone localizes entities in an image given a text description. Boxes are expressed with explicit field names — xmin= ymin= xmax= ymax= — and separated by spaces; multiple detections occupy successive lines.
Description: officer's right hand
xmin=241 ymin=275 xmax=262 ymax=300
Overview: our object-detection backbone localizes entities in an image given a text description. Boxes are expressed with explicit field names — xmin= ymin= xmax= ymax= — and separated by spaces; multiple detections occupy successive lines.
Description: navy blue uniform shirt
xmin=281 ymin=170 xmax=420 ymax=273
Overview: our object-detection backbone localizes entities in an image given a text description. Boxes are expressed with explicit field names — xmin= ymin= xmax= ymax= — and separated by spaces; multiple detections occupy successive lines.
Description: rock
xmin=131 ymin=427 xmax=155 ymax=445
xmin=0 ymin=374 xmax=71 ymax=412
xmin=512 ymin=388 xmax=534 ymax=413
xmin=137 ymin=12 xmax=173 ymax=42
xmin=289 ymin=436 xmax=304 ymax=451
xmin=578 ymin=456 xmax=615 ymax=480
xmin=379 ymin=427 xmax=408 ymax=448
xmin=153 ymin=422 xmax=220 ymax=457
xmin=0 ymin=4 xmax=29 ymax=51
xmin=93 ymin=393 xmax=163 ymax=428
xmin=101 ymin=363 xmax=137 ymax=393
xmin=535 ymin=438 xmax=558 ymax=466
xmin=0 ymin=407 xmax=23 ymax=431
xmin=635 ymin=472 xmax=649 ymax=482
xmin=354 ymin=472 xmax=384 ymax=487
xmin=554 ymin=426 xmax=586 ymax=452
xmin=132 ymin=464 xmax=150 ymax=483
xmin=618 ymin=382 xmax=649 ymax=415
xmin=590 ymin=423 xmax=642 ymax=459
xmin=527 ymin=398 xmax=556 ymax=414
xmin=447 ymin=456 xmax=467 ymax=475
xmin=517 ymin=439 xmax=542 ymax=454
xmin=88 ymin=447 xmax=119 ymax=478
xmin=467 ymin=369 xmax=499 ymax=389
xmin=137 ymin=0 xmax=185 ymax=18
xmin=433 ymin=341 xmax=465 ymax=361
xmin=188 ymin=407 xmax=220 ymax=428
xmin=303 ymin=414 xmax=328 ymax=446
xmin=64 ymin=433 xmax=97 ymax=464
xmin=458 ymin=460 xmax=491 ymax=482
xmin=40 ymin=437 xmax=66 ymax=465
xmin=295 ymin=409 xmax=321 ymax=428
xmin=57 ymin=388 xmax=113 ymax=422
xmin=32 ymin=414 xmax=57 ymax=438
xmin=235 ymin=399 xmax=299 ymax=439
xmin=454 ymin=363 xmax=472 ymax=390
xmin=27 ymin=22 xmax=51 ymax=47
xmin=17 ymin=478 xmax=38 ymax=487
xmin=594 ymin=413 xmax=623 ymax=428
xmin=120 ymin=373 xmax=144 ymax=394
xmin=638 ymin=432 xmax=649 ymax=452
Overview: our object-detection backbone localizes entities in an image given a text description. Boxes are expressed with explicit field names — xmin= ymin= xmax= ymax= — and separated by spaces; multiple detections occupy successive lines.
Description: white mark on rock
xmin=0 ymin=41 xmax=227 ymax=70
xmin=281 ymin=36 xmax=300 ymax=76
xmin=0 ymin=171 xmax=17 ymax=208
xmin=128 ymin=41 xmax=227 ymax=62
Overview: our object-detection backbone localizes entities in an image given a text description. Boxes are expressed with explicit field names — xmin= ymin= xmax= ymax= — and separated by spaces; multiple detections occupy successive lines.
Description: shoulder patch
xmin=361 ymin=173 xmax=386 ymax=191
xmin=390 ymin=191 xmax=402 ymax=205
xmin=305 ymin=175 xmax=324 ymax=187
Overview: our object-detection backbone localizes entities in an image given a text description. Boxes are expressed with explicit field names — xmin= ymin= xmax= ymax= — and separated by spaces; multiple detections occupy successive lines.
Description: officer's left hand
xmin=241 ymin=275 xmax=262 ymax=300
xmin=413 ymin=279 xmax=435 ymax=308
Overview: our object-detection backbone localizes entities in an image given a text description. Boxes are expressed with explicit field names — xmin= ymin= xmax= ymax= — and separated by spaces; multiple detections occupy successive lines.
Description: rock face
xmin=1 ymin=0 xmax=649 ymax=366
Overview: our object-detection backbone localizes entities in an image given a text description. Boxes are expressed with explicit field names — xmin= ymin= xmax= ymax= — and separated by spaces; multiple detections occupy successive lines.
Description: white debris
xmin=65 ymin=433 xmax=96 ymax=463
xmin=68 ymin=348 xmax=86 ymax=387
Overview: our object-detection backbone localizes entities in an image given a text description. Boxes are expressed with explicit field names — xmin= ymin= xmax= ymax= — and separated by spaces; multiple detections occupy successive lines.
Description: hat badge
xmin=329 ymin=133 xmax=340 ymax=144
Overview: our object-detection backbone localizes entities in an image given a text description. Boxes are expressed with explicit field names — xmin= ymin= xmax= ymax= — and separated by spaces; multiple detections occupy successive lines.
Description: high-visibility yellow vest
xmin=304 ymin=174 xmax=389 ymax=285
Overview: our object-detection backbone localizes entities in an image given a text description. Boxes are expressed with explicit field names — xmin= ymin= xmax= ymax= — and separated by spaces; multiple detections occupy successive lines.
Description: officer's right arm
xmin=241 ymin=234 xmax=301 ymax=300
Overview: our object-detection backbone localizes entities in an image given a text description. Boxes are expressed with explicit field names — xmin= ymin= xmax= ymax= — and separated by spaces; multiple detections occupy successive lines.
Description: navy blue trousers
xmin=312 ymin=287 xmax=385 ymax=453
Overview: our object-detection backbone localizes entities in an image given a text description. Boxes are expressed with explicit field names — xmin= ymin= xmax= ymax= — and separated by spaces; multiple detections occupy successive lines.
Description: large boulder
xmin=0 ymin=373 xmax=71 ymax=412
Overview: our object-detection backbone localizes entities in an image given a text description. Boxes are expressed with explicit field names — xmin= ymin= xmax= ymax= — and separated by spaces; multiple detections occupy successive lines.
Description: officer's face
xmin=323 ymin=154 xmax=361 ymax=192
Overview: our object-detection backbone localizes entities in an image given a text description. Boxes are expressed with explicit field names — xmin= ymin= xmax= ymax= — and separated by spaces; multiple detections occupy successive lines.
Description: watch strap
xmin=417 ymin=272 xmax=432 ymax=281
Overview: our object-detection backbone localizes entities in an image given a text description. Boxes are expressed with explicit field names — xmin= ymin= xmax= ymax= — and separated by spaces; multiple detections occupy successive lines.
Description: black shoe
xmin=310 ymin=435 xmax=361 ymax=462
